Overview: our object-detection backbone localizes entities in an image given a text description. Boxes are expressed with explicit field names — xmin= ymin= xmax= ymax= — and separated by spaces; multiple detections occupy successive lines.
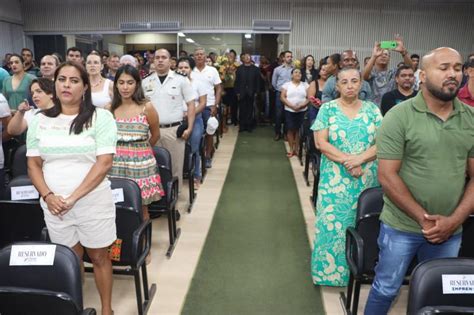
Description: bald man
xmin=365 ymin=47 xmax=474 ymax=315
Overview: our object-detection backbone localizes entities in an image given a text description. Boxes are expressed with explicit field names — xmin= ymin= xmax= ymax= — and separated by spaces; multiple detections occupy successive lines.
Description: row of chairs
xmin=341 ymin=187 xmax=474 ymax=315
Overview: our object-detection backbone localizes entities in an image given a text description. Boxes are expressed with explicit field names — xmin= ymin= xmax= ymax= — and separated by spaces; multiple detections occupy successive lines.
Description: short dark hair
xmin=30 ymin=77 xmax=54 ymax=95
xmin=21 ymin=48 xmax=33 ymax=56
xmin=177 ymin=56 xmax=195 ymax=69
xmin=410 ymin=54 xmax=420 ymax=59
xmin=283 ymin=50 xmax=292 ymax=56
xmin=229 ymin=49 xmax=237 ymax=56
xmin=467 ymin=59 xmax=474 ymax=68
xmin=44 ymin=61 xmax=95 ymax=135
xmin=67 ymin=47 xmax=82 ymax=57
xmin=395 ymin=65 xmax=414 ymax=77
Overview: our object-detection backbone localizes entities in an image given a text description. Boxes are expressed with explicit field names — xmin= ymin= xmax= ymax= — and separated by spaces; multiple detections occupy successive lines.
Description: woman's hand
xmin=18 ymin=100 xmax=31 ymax=114
xmin=349 ymin=166 xmax=364 ymax=178
xmin=45 ymin=194 xmax=68 ymax=216
xmin=343 ymin=154 xmax=365 ymax=171
xmin=63 ymin=196 xmax=78 ymax=211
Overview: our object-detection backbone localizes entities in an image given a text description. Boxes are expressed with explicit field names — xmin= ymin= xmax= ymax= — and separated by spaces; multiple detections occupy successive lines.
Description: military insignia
xmin=143 ymin=71 xmax=155 ymax=79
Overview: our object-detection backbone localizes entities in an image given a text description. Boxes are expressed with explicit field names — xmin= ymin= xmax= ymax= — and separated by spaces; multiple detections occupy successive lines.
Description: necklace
xmin=91 ymin=78 xmax=103 ymax=88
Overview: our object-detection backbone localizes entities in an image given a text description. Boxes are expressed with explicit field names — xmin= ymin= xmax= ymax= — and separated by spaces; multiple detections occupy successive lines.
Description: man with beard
xmin=380 ymin=65 xmax=417 ymax=115
xmin=365 ymin=47 xmax=474 ymax=315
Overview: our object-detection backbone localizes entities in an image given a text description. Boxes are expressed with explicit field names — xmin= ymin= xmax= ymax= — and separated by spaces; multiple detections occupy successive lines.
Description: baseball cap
xmin=206 ymin=117 xmax=219 ymax=135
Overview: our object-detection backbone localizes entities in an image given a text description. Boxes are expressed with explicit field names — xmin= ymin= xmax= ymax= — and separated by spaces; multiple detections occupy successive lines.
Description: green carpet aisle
xmin=182 ymin=127 xmax=323 ymax=315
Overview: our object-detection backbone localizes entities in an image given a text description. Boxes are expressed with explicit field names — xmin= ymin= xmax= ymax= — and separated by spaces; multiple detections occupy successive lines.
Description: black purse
xmin=176 ymin=121 xmax=188 ymax=138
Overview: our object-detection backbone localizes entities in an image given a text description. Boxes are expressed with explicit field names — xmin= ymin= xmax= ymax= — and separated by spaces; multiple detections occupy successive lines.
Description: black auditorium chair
xmin=303 ymin=130 xmax=320 ymax=188
xmin=297 ymin=114 xmax=311 ymax=166
xmin=341 ymin=187 xmax=384 ymax=315
xmin=107 ymin=177 xmax=156 ymax=315
xmin=1 ymin=176 xmax=44 ymax=249
xmin=407 ymin=258 xmax=474 ymax=315
xmin=310 ymin=150 xmax=321 ymax=207
xmin=199 ymin=135 xmax=207 ymax=182
xmin=459 ymin=214 xmax=474 ymax=258
xmin=149 ymin=146 xmax=180 ymax=257
xmin=11 ymin=143 xmax=28 ymax=178
xmin=183 ymin=142 xmax=197 ymax=212
xmin=0 ymin=242 xmax=96 ymax=315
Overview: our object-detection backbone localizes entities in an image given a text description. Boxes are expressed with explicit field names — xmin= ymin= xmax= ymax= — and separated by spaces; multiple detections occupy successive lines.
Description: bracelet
xmin=42 ymin=191 xmax=54 ymax=201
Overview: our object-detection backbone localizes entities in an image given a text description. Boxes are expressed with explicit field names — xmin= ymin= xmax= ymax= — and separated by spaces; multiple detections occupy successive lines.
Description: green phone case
xmin=380 ymin=41 xmax=397 ymax=49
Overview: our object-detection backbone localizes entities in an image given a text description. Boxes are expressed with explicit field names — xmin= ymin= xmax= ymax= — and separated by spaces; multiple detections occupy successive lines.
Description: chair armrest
xmin=40 ymin=227 xmax=50 ymax=242
xmin=346 ymin=227 xmax=364 ymax=276
xmin=166 ymin=176 xmax=179 ymax=208
xmin=82 ymin=308 xmax=97 ymax=315
xmin=131 ymin=219 xmax=152 ymax=267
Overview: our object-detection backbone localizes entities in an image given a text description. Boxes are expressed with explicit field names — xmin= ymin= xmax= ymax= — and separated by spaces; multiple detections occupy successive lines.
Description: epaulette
xmin=143 ymin=71 xmax=155 ymax=79
xmin=175 ymin=70 xmax=187 ymax=77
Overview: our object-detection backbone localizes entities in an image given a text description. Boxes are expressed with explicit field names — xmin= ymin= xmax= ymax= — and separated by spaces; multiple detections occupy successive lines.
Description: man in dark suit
xmin=234 ymin=53 xmax=261 ymax=132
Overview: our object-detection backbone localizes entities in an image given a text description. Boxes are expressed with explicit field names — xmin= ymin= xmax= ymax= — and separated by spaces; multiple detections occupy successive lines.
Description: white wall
xmin=17 ymin=0 xmax=474 ymax=61
xmin=0 ymin=0 xmax=25 ymax=58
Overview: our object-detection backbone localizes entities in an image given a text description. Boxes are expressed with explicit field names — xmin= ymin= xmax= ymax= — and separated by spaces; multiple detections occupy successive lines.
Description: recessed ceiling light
xmin=186 ymin=38 xmax=195 ymax=43
xmin=244 ymin=33 xmax=251 ymax=39
xmin=178 ymin=32 xmax=185 ymax=37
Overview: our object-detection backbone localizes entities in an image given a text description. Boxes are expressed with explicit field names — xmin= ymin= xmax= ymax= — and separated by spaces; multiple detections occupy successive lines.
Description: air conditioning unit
xmin=120 ymin=21 xmax=181 ymax=32
xmin=252 ymin=19 xmax=292 ymax=31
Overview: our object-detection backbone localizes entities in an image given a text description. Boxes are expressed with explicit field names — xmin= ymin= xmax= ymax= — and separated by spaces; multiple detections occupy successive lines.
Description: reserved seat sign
xmin=11 ymin=185 xmax=39 ymax=200
xmin=9 ymin=245 xmax=56 ymax=266
xmin=442 ymin=274 xmax=474 ymax=294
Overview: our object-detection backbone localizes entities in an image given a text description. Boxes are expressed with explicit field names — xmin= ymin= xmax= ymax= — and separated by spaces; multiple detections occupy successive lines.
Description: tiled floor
xmin=82 ymin=127 xmax=408 ymax=314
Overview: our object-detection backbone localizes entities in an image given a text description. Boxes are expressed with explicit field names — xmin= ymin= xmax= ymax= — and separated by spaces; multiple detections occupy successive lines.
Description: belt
xmin=160 ymin=121 xmax=182 ymax=128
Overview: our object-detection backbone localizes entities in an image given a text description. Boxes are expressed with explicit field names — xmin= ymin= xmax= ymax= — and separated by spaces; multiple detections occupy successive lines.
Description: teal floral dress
xmin=310 ymin=99 xmax=382 ymax=286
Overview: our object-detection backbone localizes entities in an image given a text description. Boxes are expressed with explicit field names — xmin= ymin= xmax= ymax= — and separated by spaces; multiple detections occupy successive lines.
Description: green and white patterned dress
xmin=310 ymin=100 xmax=382 ymax=286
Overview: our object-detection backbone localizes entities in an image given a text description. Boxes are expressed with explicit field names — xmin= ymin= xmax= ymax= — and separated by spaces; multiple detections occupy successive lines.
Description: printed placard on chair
xmin=9 ymin=244 xmax=57 ymax=266
xmin=442 ymin=274 xmax=474 ymax=294
xmin=11 ymin=185 xmax=39 ymax=200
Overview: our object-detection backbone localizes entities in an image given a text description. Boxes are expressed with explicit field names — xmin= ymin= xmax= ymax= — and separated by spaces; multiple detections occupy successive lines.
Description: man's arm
xmin=362 ymin=42 xmax=383 ymax=81
xmin=423 ymin=158 xmax=474 ymax=243
xmin=271 ymin=67 xmax=279 ymax=90
xmin=378 ymin=159 xmax=434 ymax=230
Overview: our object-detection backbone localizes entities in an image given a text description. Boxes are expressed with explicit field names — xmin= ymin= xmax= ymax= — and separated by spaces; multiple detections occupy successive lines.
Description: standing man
xmin=105 ymin=53 xmax=120 ymax=81
xmin=411 ymin=53 xmax=421 ymax=90
xmin=142 ymin=48 xmax=195 ymax=190
xmin=362 ymin=36 xmax=413 ymax=106
xmin=271 ymin=50 xmax=293 ymax=141
xmin=21 ymin=48 xmax=40 ymax=77
xmin=234 ymin=53 xmax=261 ymax=132
xmin=458 ymin=59 xmax=474 ymax=107
xmin=364 ymin=47 xmax=474 ymax=315
xmin=380 ymin=65 xmax=417 ymax=115
xmin=192 ymin=47 xmax=222 ymax=169
xmin=39 ymin=55 xmax=59 ymax=80
xmin=66 ymin=47 xmax=83 ymax=64
xmin=322 ymin=50 xmax=373 ymax=103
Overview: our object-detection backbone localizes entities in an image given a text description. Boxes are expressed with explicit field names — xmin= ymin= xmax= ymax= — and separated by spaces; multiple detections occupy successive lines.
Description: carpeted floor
xmin=181 ymin=127 xmax=323 ymax=315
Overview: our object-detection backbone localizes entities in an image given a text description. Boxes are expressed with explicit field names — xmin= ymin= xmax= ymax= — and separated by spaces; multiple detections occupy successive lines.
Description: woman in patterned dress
xmin=311 ymin=68 xmax=382 ymax=286
xmin=108 ymin=65 xmax=164 ymax=221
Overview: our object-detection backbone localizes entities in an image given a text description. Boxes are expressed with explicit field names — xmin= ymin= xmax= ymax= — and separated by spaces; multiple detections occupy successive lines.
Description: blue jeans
xmin=189 ymin=114 xmax=204 ymax=180
xmin=364 ymin=223 xmax=461 ymax=315
xmin=274 ymin=91 xmax=284 ymax=136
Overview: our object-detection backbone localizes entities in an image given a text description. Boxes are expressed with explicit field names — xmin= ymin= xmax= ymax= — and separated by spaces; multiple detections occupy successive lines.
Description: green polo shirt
xmin=377 ymin=91 xmax=474 ymax=233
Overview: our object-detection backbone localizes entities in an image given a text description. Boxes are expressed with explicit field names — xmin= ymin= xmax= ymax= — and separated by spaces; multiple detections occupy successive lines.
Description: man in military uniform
xmin=143 ymin=48 xmax=195 ymax=190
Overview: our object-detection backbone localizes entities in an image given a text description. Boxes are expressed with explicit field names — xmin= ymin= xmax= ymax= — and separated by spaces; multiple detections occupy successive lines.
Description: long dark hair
xmin=111 ymin=65 xmax=146 ymax=113
xmin=43 ymin=61 xmax=95 ymax=135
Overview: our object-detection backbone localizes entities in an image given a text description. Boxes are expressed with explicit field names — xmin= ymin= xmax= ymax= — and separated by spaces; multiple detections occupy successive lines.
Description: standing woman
xmin=280 ymin=68 xmax=309 ymax=157
xmin=311 ymin=68 xmax=381 ymax=287
xmin=86 ymin=52 xmax=113 ymax=108
xmin=307 ymin=63 xmax=330 ymax=123
xmin=8 ymin=78 xmax=54 ymax=136
xmin=177 ymin=57 xmax=207 ymax=188
xmin=301 ymin=55 xmax=318 ymax=83
xmin=27 ymin=61 xmax=117 ymax=315
xmin=2 ymin=53 xmax=36 ymax=110
xmin=108 ymin=65 xmax=164 ymax=220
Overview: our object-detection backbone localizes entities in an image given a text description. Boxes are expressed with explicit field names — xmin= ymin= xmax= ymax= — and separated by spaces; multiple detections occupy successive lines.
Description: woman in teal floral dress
xmin=311 ymin=68 xmax=382 ymax=286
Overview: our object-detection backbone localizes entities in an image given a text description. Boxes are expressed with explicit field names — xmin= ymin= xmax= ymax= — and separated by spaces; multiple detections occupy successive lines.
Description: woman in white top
xmin=177 ymin=57 xmax=207 ymax=188
xmin=8 ymin=78 xmax=54 ymax=136
xmin=86 ymin=52 xmax=113 ymax=108
xmin=280 ymin=68 xmax=309 ymax=157
xmin=27 ymin=61 xmax=117 ymax=315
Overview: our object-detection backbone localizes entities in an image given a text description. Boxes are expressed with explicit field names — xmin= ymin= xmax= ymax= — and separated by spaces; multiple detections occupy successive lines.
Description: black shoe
xmin=274 ymin=134 xmax=281 ymax=141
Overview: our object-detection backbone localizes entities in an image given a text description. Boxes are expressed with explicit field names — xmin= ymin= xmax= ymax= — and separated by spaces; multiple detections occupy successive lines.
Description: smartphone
xmin=380 ymin=41 xmax=397 ymax=49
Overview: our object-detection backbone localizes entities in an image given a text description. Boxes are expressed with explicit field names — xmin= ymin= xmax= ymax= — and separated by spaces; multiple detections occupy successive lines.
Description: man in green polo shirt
xmin=365 ymin=47 xmax=474 ymax=315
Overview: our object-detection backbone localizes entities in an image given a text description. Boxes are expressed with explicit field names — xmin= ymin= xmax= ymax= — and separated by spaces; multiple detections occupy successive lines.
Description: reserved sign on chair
xmin=442 ymin=274 xmax=474 ymax=294
xmin=9 ymin=244 xmax=56 ymax=266
xmin=11 ymin=186 xmax=39 ymax=200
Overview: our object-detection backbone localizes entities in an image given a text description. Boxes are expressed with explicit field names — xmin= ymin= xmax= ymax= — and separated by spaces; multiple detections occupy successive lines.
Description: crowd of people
xmin=1 ymin=37 xmax=474 ymax=315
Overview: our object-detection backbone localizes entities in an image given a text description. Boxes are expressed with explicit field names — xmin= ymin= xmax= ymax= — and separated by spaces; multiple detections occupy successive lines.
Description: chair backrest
xmin=153 ymin=146 xmax=173 ymax=186
xmin=0 ymin=200 xmax=45 ymax=249
xmin=407 ymin=258 xmax=474 ymax=315
xmin=183 ymin=142 xmax=193 ymax=176
xmin=11 ymin=144 xmax=28 ymax=178
xmin=0 ymin=242 xmax=84 ymax=311
xmin=354 ymin=187 xmax=384 ymax=274
xmin=109 ymin=177 xmax=142 ymax=219
xmin=108 ymin=177 xmax=145 ymax=266
xmin=459 ymin=215 xmax=474 ymax=258
xmin=5 ymin=175 xmax=37 ymax=201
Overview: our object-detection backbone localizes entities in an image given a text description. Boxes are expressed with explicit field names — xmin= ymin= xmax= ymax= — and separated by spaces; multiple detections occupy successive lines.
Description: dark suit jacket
xmin=234 ymin=64 xmax=261 ymax=97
